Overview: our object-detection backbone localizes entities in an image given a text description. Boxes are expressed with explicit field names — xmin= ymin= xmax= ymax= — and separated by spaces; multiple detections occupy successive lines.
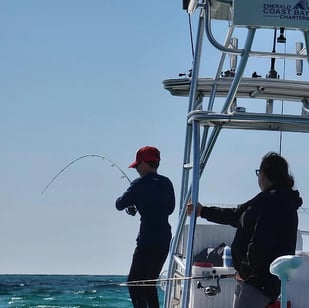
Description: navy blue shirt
xmin=116 ymin=172 xmax=175 ymax=247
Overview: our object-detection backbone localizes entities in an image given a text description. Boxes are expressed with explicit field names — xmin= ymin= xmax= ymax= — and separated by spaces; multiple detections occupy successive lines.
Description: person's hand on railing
xmin=186 ymin=200 xmax=203 ymax=217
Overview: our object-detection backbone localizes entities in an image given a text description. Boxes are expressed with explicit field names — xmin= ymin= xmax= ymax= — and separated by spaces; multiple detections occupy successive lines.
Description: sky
xmin=1 ymin=1 xmax=309 ymax=275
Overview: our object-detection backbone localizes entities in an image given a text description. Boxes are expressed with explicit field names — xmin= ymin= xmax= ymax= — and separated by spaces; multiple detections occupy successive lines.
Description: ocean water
xmin=0 ymin=275 xmax=164 ymax=308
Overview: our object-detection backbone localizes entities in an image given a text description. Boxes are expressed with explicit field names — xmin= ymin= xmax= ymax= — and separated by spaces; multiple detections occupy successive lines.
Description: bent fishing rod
xmin=41 ymin=154 xmax=138 ymax=216
xmin=41 ymin=154 xmax=131 ymax=195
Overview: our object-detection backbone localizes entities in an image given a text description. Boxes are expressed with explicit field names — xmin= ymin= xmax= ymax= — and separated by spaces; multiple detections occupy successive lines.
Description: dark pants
xmin=233 ymin=280 xmax=272 ymax=308
xmin=128 ymin=245 xmax=169 ymax=308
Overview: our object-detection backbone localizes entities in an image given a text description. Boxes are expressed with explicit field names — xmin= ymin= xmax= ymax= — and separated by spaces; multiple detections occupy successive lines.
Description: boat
xmin=162 ymin=0 xmax=309 ymax=307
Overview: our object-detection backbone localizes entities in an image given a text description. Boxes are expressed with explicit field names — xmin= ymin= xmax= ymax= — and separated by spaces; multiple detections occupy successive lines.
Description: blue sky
xmin=1 ymin=1 xmax=309 ymax=275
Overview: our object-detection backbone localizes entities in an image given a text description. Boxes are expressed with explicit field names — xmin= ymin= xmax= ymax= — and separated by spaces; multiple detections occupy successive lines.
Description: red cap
xmin=129 ymin=146 xmax=160 ymax=168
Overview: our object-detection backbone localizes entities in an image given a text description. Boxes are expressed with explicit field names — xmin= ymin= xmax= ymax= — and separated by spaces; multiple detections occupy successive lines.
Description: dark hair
xmin=145 ymin=161 xmax=159 ymax=169
xmin=260 ymin=152 xmax=294 ymax=188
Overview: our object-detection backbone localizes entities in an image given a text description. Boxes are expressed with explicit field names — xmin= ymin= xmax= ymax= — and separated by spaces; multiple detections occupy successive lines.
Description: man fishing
xmin=116 ymin=146 xmax=175 ymax=308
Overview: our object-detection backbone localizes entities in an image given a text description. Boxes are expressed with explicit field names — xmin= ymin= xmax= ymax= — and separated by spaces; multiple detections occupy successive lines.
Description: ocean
xmin=0 ymin=275 xmax=164 ymax=307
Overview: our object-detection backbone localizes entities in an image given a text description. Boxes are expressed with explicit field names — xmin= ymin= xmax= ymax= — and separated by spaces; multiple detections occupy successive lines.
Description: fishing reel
xmin=126 ymin=205 xmax=137 ymax=216
xmin=197 ymin=277 xmax=221 ymax=297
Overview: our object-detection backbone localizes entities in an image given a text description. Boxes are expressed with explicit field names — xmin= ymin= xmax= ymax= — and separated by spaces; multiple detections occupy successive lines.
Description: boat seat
xmin=183 ymin=224 xmax=235 ymax=257
xmin=183 ymin=224 xmax=304 ymax=258
xmin=286 ymin=255 xmax=309 ymax=308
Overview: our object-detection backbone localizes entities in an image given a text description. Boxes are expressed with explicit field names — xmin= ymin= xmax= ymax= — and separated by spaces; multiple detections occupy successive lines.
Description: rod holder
xmin=296 ymin=42 xmax=304 ymax=76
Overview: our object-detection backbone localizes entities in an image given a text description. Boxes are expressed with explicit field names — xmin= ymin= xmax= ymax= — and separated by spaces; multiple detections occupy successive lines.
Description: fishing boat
xmin=162 ymin=0 xmax=309 ymax=307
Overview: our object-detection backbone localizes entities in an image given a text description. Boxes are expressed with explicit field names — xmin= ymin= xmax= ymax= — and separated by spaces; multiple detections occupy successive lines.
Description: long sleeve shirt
xmin=200 ymin=187 xmax=302 ymax=299
xmin=116 ymin=172 xmax=175 ymax=248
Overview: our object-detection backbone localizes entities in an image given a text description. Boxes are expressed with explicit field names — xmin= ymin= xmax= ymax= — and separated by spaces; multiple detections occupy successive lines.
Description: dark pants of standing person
xmin=233 ymin=280 xmax=272 ymax=308
xmin=128 ymin=245 xmax=169 ymax=308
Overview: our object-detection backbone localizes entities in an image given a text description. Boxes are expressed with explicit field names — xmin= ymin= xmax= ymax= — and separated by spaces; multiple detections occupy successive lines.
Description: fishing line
xmin=41 ymin=154 xmax=131 ymax=194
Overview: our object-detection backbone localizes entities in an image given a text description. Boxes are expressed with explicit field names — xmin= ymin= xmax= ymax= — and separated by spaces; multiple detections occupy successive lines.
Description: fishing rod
xmin=122 ymin=273 xmax=235 ymax=287
xmin=41 ymin=154 xmax=131 ymax=195
xmin=97 ymin=273 xmax=235 ymax=288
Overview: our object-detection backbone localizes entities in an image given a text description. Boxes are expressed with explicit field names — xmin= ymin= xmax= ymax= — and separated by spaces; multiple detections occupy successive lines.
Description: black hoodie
xmin=200 ymin=187 xmax=302 ymax=300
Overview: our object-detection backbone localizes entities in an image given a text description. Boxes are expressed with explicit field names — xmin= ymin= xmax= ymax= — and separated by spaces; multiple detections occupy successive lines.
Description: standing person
xmin=187 ymin=152 xmax=302 ymax=308
xmin=116 ymin=146 xmax=175 ymax=308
